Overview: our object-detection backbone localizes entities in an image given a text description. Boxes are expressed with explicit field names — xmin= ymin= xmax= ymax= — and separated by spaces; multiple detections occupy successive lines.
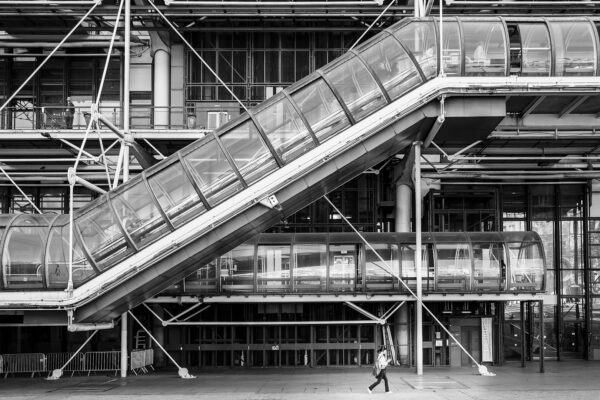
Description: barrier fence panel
xmin=83 ymin=351 xmax=120 ymax=376
xmin=130 ymin=349 xmax=155 ymax=375
xmin=1 ymin=353 xmax=47 ymax=377
xmin=0 ymin=354 xmax=3 ymax=374
xmin=46 ymin=352 xmax=85 ymax=376
xmin=130 ymin=350 xmax=146 ymax=375
xmin=145 ymin=348 xmax=154 ymax=371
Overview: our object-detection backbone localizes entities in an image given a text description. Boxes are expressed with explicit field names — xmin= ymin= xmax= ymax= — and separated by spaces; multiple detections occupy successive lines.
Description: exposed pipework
xmin=0 ymin=42 xmax=143 ymax=48
xmin=164 ymin=0 xmax=385 ymax=5
xmin=446 ymin=0 xmax=600 ymax=4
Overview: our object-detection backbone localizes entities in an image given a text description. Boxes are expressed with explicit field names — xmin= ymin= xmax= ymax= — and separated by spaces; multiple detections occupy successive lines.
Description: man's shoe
xmin=386 ymin=391 xmax=393 ymax=394
xmin=367 ymin=388 xmax=372 ymax=394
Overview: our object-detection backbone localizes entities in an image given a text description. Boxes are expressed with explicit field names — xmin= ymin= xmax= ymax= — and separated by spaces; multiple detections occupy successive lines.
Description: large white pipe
xmin=153 ymin=49 xmax=171 ymax=129
xmin=395 ymin=183 xmax=412 ymax=365
xmin=414 ymin=142 xmax=423 ymax=376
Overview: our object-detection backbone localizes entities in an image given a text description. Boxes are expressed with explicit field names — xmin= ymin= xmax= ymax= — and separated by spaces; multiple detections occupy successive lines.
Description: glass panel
xmin=520 ymin=24 xmax=551 ymax=76
xmin=442 ymin=21 xmax=461 ymax=76
xmin=550 ymin=22 xmax=596 ymax=76
xmin=46 ymin=219 xmax=95 ymax=289
xmin=463 ymin=21 xmax=507 ymax=76
xmin=291 ymin=78 xmax=350 ymax=142
xmin=220 ymin=244 xmax=255 ymax=292
xmin=111 ymin=180 xmax=171 ymax=249
xmin=255 ymin=96 xmax=314 ymax=163
xmin=184 ymin=138 xmax=243 ymax=206
xmin=561 ymin=220 xmax=583 ymax=270
xmin=220 ymin=120 xmax=278 ymax=185
xmin=562 ymin=269 xmax=585 ymax=296
xmin=293 ymin=243 xmax=326 ymax=291
xmin=185 ymin=260 xmax=217 ymax=292
xmin=75 ymin=198 xmax=133 ymax=271
xmin=2 ymin=225 xmax=48 ymax=289
xmin=329 ymin=244 xmax=356 ymax=292
xmin=532 ymin=221 xmax=554 ymax=270
xmin=365 ymin=243 xmax=399 ymax=291
xmin=400 ymin=244 xmax=433 ymax=292
xmin=472 ymin=242 xmax=505 ymax=291
xmin=507 ymin=241 xmax=544 ymax=291
xmin=560 ymin=297 xmax=585 ymax=355
xmin=592 ymin=270 xmax=600 ymax=295
xmin=257 ymin=244 xmax=290 ymax=292
xmin=148 ymin=162 xmax=206 ymax=228
xmin=359 ymin=35 xmax=422 ymax=100
xmin=324 ymin=55 xmax=387 ymax=121
xmin=394 ymin=21 xmax=438 ymax=79
xmin=435 ymin=243 xmax=471 ymax=291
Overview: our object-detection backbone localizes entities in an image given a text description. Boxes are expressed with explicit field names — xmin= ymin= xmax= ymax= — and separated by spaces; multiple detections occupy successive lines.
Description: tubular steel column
xmin=120 ymin=0 xmax=131 ymax=379
xmin=520 ymin=301 xmax=526 ymax=368
xmin=395 ymin=182 xmax=412 ymax=365
xmin=414 ymin=142 xmax=423 ymax=375
xmin=539 ymin=300 xmax=545 ymax=373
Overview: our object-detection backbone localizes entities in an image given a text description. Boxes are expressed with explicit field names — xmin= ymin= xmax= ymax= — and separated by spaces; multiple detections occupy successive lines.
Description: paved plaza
xmin=1 ymin=360 xmax=599 ymax=400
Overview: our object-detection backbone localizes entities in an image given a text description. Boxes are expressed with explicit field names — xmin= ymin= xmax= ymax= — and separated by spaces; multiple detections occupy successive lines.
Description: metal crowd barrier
xmin=84 ymin=351 xmax=121 ymax=376
xmin=130 ymin=349 xmax=155 ymax=375
xmin=2 ymin=353 xmax=47 ymax=378
xmin=46 ymin=352 xmax=85 ymax=377
xmin=1 ymin=350 xmax=157 ymax=378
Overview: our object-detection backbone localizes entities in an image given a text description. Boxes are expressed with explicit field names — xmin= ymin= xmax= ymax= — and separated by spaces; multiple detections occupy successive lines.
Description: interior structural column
xmin=394 ymin=182 xmax=412 ymax=365
xmin=152 ymin=304 xmax=166 ymax=367
xmin=153 ymin=49 xmax=170 ymax=128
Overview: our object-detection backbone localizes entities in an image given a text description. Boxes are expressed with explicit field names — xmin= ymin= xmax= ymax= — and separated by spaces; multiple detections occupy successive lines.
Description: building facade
xmin=1 ymin=0 xmax=600 ymax=372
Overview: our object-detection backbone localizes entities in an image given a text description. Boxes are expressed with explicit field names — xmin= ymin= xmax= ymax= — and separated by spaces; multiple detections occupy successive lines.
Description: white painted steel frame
xmin=0 ymin=76 xmax=597 ymax=310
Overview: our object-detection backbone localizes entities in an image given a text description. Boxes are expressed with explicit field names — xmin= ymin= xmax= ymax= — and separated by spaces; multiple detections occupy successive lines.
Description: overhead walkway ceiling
xmin=0 ymin=17 xmax=600 ymax=324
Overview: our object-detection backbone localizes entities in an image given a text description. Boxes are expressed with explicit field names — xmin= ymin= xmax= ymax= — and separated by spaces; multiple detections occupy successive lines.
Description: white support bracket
xmin=68 ymin=167 xmax=107 ymax=194
xmin=258 ymin=194 xmax=283 ymax=212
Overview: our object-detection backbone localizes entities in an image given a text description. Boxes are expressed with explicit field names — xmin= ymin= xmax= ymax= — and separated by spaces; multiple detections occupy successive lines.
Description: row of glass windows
xmin=181 ymin=233 xmax=545 ymax=295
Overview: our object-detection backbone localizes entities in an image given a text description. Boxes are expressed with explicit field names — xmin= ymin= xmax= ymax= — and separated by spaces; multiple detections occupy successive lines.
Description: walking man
xmin=368 ymin=346 xmax=391 ymax=394
xmin=65 ymin=96 xmax=75 ymax=129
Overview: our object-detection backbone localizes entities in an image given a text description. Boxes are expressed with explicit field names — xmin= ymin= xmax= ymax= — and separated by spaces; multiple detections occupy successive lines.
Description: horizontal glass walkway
xmin=176 ymin=232 xmax=545 ymax=295
xmin=0 ymin=16 xmax=597 ymax=320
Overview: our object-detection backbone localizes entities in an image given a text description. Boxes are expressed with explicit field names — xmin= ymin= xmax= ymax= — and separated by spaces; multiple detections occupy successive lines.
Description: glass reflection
xmin=324 ymin=56 xmax=387 ymax=121
xmin=220 ymin=120 xmax=278 ymax=184
xmin=46 ymin=218 xmax=95 ymax=288
xmin=441 ymin=21 xmax=461 ymax=76
xmin=462 ymin=21 xmax=507 ymax=76
xmin=148 ymin=162 xmax=206 ymax=228
xmin=257 ymin=244 xmax=290 ymax=292
xmin=507 ymin=241 xmax=544 ymax=291
xmin=255 ymin=96 xmax=314 ymax=163
xmin=184 ymin=138 xmax=243 ymax=206
xmin=551 ymin=22 xmax=596 ymax=76
xmin=400 ymin=244 xmax=433 ymax=292
xmin=75 ymin=199 xmax=133 ymax=270
xmin=519 ymin=24 xmax=551 ymax=76
xmin=2 ymin=217 xmax=50 ymax=289
xmin=365 ymin=243 xmax=399 ymax=291
xmin=291 ymin=78 xmax=350 ymax=142
xmin=359 ymin=35 xmax=422 ymax=100
xmin=472 ymin=242 xmax=505 ymax=291
xmin=111 ymin=180 xmax=171 ymax=249
xmin=394 ymin=21 xmax=438 ymax=79
xmin=329 ymin=244 xmax=356 ymax=291
xmin=220 ymin=244 xmax=255 ymax=292
xmin=436 ymin=243 xmax=471 ymax=291
xmin=294 ymin=243 xmax=326 ymax=291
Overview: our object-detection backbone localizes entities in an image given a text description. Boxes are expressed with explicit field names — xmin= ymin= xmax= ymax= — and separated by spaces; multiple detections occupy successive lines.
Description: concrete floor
xmin=1 ymin=361 xmax=599 ymax=400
